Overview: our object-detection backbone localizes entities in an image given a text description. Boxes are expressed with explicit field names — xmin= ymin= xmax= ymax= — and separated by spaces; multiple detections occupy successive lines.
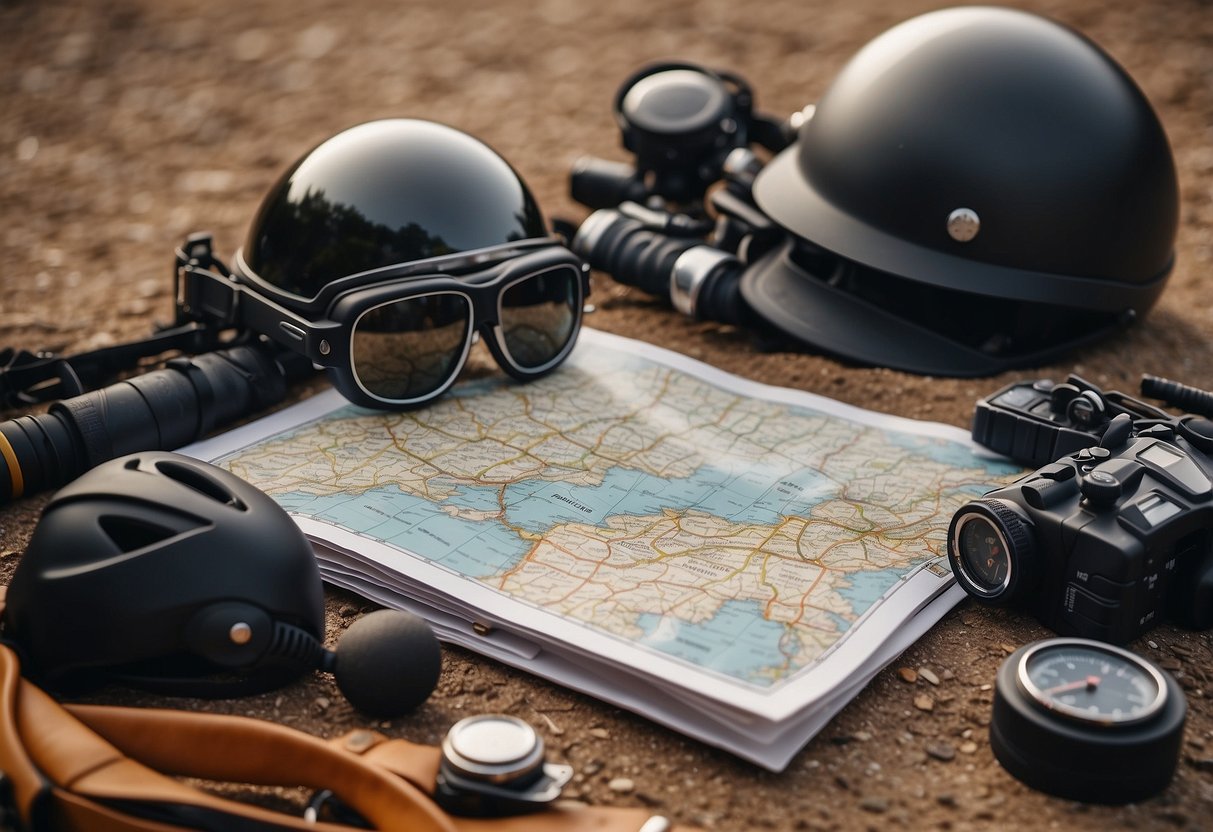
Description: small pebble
xmin=120 ymin=299 xmax=151 ymax=317
xmin=1148 ymin=640 xmax=1159 ymax=649
xmin=926 ymin=742 xmax=955 ymax=761
xmin=589 ymin=727 xmax=610 ymax=740
xmin=960 ymin=741 xmax=978 ymax=754
xmin=897 ymin=667 xmax=917 ymax=683
xmin=609 ymin=777 xmax=635 ymax=794
xmin=914 ymin=694 xmax=935 ymax=712
xmin=918 ymin=667 xmax=940 ymax=686
xmin=859 ymin=796 xmax=888 ymax=813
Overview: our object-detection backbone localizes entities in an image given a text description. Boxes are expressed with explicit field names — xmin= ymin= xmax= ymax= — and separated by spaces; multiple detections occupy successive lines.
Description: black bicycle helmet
xmin=2 ymin=452 xmax=325 ymax=695
xmin=747 ymin=6 xmax=1179 ymax=376
xmin=235 ymin=118 xmax=550 ymax=305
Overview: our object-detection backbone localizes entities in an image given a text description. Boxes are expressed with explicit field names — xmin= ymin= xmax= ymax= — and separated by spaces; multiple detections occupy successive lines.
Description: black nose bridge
xmin=470 ymin=289 xmax=500 ymax=325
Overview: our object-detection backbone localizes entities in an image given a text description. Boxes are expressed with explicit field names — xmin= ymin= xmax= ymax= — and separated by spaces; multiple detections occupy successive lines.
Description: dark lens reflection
xmin=500 ymin=268 xmax=579 ymax=369
xmin=958 ymin=515 xmax=1009 ymax=592
xmin=352 ymin=294 xmax=470 ymax=401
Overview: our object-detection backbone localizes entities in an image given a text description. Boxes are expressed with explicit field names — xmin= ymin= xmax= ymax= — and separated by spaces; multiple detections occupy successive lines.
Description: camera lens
xmin=948 ymin=500 xmax=1035 ymax=602
xmin=955 ymin=514 xmax=1011 ymax=591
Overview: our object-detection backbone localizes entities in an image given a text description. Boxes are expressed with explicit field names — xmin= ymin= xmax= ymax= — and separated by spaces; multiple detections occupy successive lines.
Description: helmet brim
xmin=752 ymin=147 xmax=1170 ymax=315
xmin=739 ymin=239 xmax=1128 ymax=378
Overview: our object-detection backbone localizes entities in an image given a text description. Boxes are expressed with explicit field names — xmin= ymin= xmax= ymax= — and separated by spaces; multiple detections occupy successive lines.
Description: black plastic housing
xmin=949 ymin=433 xmax=1213 ymax=643
xmin=2 ymin=452 xmax=325 ymax=695
xmin=0 ymin=344 xmax=293 ymax=503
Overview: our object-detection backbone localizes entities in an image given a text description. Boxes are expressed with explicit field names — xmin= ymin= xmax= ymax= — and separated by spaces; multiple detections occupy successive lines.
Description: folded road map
xmin=187 ymin=328 xmax=1021 ymax=770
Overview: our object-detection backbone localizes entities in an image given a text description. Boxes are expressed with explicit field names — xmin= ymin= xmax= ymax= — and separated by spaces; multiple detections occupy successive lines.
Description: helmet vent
xmin=154 ymin=460 xmax=247 ymax=510
xmin=98 ymin=515 xmax=178 ymax=553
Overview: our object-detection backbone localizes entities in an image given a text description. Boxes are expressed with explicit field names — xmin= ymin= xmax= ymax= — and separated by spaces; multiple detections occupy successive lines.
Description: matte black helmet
xmin=236 ymin=118 xmax=550 ymax=301
xmin=2 ymin=452 xmax=325 ymax=695
xmin=747 ymin=7 xmax=1179 ymax=376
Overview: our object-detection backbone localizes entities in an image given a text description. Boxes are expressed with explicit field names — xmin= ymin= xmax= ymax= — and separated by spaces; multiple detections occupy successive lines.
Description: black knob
xmin=1080 ymin=468 xmax=1124 ymax=507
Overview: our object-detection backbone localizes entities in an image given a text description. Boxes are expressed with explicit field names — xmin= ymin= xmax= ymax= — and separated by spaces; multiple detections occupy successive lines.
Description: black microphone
xmin=190 ymin=607 xmax=443 ymax=716
xmin=328 ymin=609 xmax=444 ymax=717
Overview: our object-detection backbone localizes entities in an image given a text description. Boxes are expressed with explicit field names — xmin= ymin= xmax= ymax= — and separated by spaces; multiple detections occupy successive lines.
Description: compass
xmin=991 ymin=638 xmax=1186 ymax=803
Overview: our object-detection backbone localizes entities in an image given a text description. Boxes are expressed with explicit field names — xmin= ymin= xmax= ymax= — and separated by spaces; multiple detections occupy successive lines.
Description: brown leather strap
xmin=65 ymin=704 xmax=457 ymax=832
xmin=0 ymin=645 xmax=696 ymax=832
xmin=0 ymin=585 xmax=696 ymax=832
xmin=0 ymin=643 xmax=446 ymax=831
xmin=0 ymin=629 xmax=48 ymax=821
xmin=328 ymin=729 xmax=443 ymax=792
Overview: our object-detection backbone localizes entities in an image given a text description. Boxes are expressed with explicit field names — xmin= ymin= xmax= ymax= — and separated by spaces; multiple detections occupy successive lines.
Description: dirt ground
xmin=2 ymin=0 xmax=1213 ymax=828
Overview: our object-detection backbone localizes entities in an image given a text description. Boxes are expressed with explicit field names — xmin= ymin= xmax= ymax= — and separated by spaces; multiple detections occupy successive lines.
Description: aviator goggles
xmin=176 ymin=237 xmax=590 ymax=409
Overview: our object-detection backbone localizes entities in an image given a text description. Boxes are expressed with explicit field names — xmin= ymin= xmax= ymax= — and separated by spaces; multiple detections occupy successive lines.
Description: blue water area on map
xmin=835 ymin=568 xmax=903 ymax=610
xmin=633 ymin=600 xmax=795 ymax=682
xmin=444 ymin=483 xmax=505 ymax=513
xmin=266 ymin=418 xmax=1011 ymax=683
xmin=887 ymin=434 xmax=1022 ymax=477
xmin=502 ymin=463 xmax=834 ymax=533
xmin=274 ymin=488 xmax=529 ymax=578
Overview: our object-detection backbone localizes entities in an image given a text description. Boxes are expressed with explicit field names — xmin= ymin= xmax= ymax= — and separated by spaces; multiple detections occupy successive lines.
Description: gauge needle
xmin=1043 ymin=675 xmax=1100 ymax=695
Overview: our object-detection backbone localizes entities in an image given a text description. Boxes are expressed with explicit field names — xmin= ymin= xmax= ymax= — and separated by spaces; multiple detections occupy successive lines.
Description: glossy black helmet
xmin=235 ymin=118 xmax=550 ymax=301
xmin=2 ymin=452 xmax=325 ymax=695
xmin=747 ymin=7 xmax=1179 ymax=376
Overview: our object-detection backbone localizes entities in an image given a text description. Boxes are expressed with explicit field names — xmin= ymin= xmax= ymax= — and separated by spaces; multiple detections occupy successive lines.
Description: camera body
xmin=950 ymin=420 xmax=1213 ymax=643
xmin=971 ymin=375 xmax=1175 ymax=468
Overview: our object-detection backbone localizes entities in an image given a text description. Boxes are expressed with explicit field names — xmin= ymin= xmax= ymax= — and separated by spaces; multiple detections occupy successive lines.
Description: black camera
xmin=952 ymin=402 xmax=1213 ymax=643
xmin=972 ymin=373 xmax=1213 ymax=468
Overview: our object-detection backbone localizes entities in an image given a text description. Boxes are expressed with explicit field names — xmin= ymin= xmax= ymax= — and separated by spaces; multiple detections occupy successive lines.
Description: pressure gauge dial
xmin=991 ymin=638 xmax=1186 ymax=803
xmin=1018 ymin=638 xmax=1166 ymax=724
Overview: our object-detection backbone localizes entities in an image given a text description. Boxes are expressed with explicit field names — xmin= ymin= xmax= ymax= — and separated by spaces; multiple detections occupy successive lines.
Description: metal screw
xmin=947 ymin=208 xmax=980 ymax=242
xmin=229 ymin=622 xmax=252 ymax=645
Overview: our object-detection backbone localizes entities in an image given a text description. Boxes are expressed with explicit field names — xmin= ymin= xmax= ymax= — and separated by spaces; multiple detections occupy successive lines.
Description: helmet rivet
xmin=229 ymin=622 xmax=253 ymax=645
xmin=947 ymin=208 xmax=980 ymax=242
xmin=319 ymin=340 xmax=331 ymax=356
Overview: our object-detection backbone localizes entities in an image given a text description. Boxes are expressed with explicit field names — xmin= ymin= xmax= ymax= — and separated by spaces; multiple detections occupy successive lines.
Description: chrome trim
xmin=670 ymin=247 xmax=735 ymax=318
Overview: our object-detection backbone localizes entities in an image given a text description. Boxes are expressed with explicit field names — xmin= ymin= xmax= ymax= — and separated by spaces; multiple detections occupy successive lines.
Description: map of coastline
xmin=217 ymin=339 xmax=1021 ymax=689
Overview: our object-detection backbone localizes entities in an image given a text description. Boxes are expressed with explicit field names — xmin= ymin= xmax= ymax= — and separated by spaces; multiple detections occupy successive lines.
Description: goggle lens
xmin=351 ymin=294 xmax=470 ymax=402
xmin=499 ymin=267 xmax=580 ymax=370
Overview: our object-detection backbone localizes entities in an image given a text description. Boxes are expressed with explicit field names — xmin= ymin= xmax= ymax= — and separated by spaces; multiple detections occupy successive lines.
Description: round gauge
xmin=1018 ymin=639 xmax=1166 ymax=725
xmin=990 ymin=638 xmax=1187 ymax=804
xmin=947 ymin=499 xmax=1035 ymax=601
xmin=953 ymin=512 xmax=1011 ymax=592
